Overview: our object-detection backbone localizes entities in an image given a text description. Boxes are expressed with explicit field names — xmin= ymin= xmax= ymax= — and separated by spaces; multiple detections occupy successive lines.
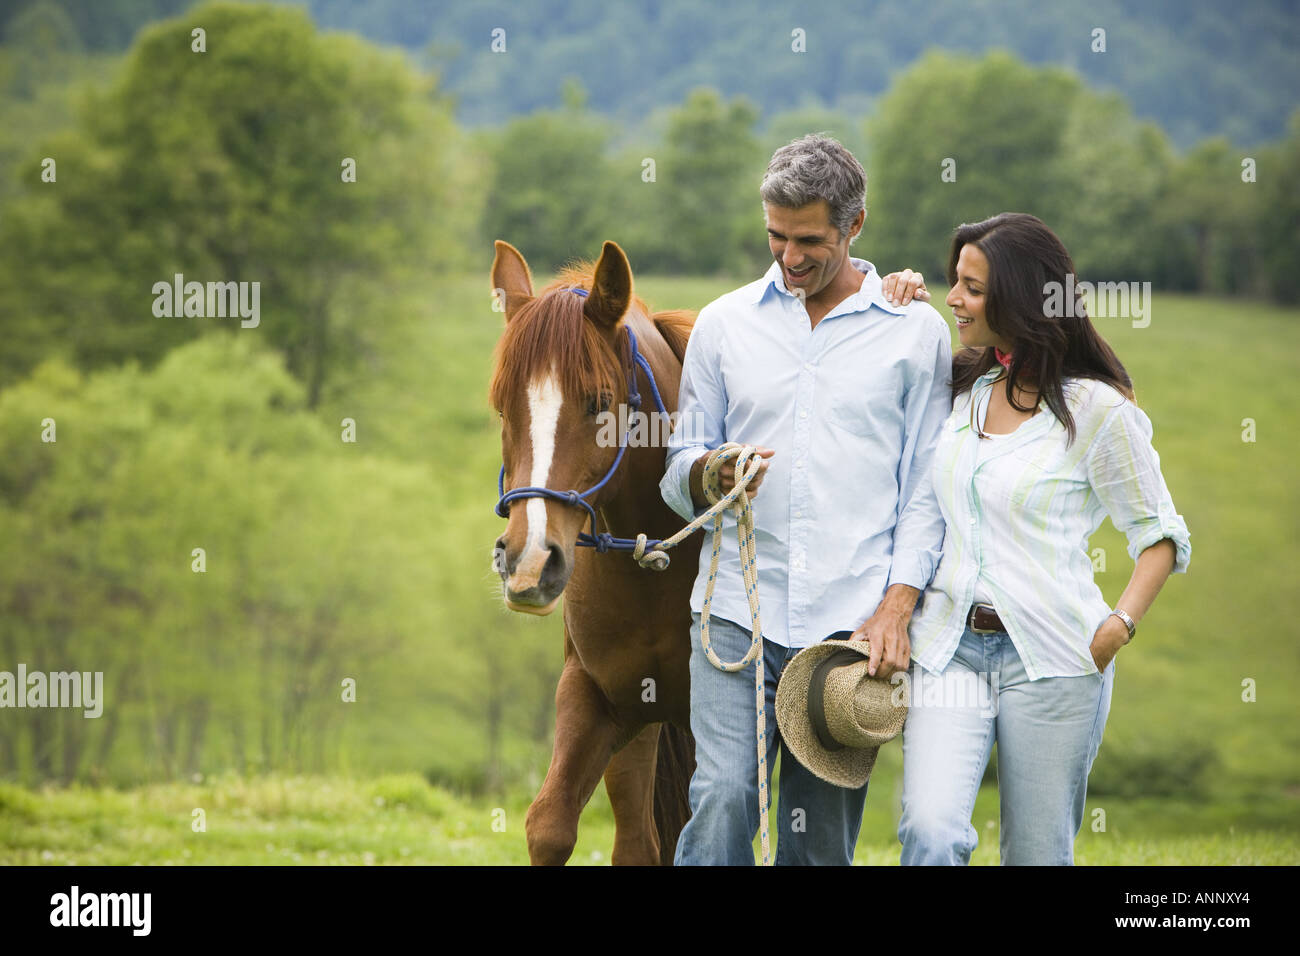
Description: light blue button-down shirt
xmin=660 ymin=257 xmax=953 ymax=648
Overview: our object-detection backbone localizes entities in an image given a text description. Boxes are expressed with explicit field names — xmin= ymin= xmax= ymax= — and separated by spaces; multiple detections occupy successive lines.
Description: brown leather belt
xmin=968 ymin=603 xmax=1006 ymax=634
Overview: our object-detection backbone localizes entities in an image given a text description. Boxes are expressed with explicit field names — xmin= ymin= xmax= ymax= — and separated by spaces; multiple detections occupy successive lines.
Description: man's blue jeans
xmin=898 ymin=625 xmax=1115 ymax=865
xmin=674 ymin=613 xmax=868 ymax=865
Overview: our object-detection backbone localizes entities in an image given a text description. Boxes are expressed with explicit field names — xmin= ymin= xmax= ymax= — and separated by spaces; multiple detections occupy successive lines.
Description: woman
xmin=898 ymin=212 xmax=1191 ymax=866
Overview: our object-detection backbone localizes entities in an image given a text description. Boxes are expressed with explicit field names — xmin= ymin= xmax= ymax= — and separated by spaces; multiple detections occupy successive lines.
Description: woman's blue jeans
xmin=898 ymin=625 xmax=1115 ymax=865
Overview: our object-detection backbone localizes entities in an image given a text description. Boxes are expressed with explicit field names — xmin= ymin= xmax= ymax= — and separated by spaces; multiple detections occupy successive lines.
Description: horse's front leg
xmin=603 ymin=723 xmax=662 ymax=865
xmin=526 ymin=656 xmax=619 ymax=865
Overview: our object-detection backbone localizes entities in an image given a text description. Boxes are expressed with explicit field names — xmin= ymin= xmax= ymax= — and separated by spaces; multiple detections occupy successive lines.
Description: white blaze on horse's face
xmin=508 ymin=369 xmax=564 ymax=594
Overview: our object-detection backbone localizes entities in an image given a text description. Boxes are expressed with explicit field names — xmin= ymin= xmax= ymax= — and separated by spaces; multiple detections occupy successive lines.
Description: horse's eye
xmin=585 ymin=393 xmax=612 ymax=417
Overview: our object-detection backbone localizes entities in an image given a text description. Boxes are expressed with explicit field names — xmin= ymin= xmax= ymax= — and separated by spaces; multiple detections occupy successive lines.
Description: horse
xmin=488 ymin=239 xmax=700 ymax=866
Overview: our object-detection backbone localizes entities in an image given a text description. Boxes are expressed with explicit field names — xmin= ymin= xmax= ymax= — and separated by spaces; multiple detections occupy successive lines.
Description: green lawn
xmin=2 ymin=771 xmax=1295 ymax=865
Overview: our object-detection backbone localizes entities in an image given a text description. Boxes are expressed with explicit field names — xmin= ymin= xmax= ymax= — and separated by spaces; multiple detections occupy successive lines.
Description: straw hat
xmin=775 ymin=640 xmax=908 ymax=789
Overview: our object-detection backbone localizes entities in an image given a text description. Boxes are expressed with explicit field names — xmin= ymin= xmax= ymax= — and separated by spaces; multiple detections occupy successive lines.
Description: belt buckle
xmin=969 ymin=603 xmax=1000 ymax=634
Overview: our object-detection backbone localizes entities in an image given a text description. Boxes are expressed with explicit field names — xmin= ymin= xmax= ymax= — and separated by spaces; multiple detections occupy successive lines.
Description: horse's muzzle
xmin=495 ymin=536 xmax=570 ymax=614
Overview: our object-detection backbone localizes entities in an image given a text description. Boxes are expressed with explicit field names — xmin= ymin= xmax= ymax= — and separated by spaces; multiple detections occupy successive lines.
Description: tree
xmin=1154 ymin=137 xmax=1262 ymax=295
xmin=865 ymin=51 xmax=1080 ymax=278
xmin=1052 ymin=91 xmax=1173 ymax=281
xmin=479 ymin=84 xmax=619 ymax=273
xmin=0 ymin=335 xmax=445 ymax=783
xmin=658 ymin=88 xmax=763 ymax=275
xmin=1253 ymin=109 xmax=1300 ymax=302
xmin=763 ymin=104 xmax=869 ymax=169
xmin=0 ymin=1 xmax=119 ymax=209
xmin=0 ymin=1 xmax=484 ymax=405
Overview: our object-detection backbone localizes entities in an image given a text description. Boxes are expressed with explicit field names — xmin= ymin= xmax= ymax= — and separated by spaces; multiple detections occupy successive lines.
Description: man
xmin=660 ymin=133 xmax=951 ymax=865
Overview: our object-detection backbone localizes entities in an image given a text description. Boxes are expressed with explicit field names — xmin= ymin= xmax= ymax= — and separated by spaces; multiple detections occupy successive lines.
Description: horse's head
xmin=489 ymin=240 xmax=636 ymax=615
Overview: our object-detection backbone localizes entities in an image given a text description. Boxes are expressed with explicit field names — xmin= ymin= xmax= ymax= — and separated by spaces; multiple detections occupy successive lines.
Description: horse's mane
xmin=651 ymin=309 xmax=695 ymax=364
xmin=489 ymin=259 xmax=695 ymax=408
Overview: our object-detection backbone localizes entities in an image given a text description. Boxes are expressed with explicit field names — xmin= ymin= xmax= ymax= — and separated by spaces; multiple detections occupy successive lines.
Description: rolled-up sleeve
xmin=1086 ymin=400 xmax=1191 ymax=573
xmin=887 ymin=315 xmax=953 ymax=592
xmin=660 ymin=308 xmax=727 ymax=522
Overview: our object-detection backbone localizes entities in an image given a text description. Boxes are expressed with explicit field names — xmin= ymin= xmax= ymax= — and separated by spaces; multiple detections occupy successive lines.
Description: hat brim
xmin=776 ymin=640 xmax=897 ymax=789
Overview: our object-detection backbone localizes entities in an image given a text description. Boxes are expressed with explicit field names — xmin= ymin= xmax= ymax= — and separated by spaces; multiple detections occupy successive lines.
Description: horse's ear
xmin=491 ymin=240 xmax=534 ymax=323
xmin=584 ymin=241 xmax=633 ymax=331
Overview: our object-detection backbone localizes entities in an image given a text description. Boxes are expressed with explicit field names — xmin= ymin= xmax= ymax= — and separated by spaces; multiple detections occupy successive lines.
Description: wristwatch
xmin=1109 ymin=607 xmax=1136 ymax=641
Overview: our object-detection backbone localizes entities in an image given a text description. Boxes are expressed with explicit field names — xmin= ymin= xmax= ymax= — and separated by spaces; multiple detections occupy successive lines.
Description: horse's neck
xmin=626 ymin=310 xmax=683 ymax=415
xmin=597 ymin=314 xmax=683 ymax=538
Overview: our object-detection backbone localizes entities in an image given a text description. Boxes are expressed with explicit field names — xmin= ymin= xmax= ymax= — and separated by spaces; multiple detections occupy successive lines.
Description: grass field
xmin=4 ymin=269 xmax=1298 ymax=864
xmin=3 ymin=770 xmax=1296 ymax=865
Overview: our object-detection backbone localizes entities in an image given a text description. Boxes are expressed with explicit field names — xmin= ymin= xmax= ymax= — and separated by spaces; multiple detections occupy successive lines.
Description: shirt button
xmin=799 ymin=410 xmax=808 ymax=419
xmin=794 ymin=510 xmax=803 ymax=518
xmin=804 ymin=363 xmax=813 ymax=372
xmin=969 ymin=517 xmax=977 ymax=525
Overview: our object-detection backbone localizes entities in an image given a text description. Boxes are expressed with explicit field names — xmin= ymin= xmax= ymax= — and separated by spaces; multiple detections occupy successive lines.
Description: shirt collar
xmin=952 ymin=365 xmax=1053 ymax=437
xmin=749 ymin=257 xmax=907 ymax=316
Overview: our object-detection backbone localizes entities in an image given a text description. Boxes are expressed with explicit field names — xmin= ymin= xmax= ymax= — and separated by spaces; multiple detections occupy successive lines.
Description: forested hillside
xmin=4 ymin=0 xmax=1296 ymax=146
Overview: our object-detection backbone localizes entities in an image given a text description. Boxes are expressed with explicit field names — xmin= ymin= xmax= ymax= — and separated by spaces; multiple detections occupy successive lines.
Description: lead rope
xmin=631 ymin=442 xmax=772 ymax=866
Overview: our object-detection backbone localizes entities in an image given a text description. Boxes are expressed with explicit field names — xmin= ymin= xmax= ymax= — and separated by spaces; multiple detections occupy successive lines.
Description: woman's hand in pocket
xmin=1089 ymin=615 xmax=1130 ymax=673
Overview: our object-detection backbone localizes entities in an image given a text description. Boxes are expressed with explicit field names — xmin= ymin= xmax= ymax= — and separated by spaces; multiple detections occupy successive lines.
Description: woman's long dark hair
xmin=948 ymin=212 xmax=1134 ymax=445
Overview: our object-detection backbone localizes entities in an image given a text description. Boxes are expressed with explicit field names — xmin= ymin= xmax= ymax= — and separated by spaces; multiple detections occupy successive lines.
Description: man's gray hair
xmin=759 ymin=133 xmax=866 ymax=243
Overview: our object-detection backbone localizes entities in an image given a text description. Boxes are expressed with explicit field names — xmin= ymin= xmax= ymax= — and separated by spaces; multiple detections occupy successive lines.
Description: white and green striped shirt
xmin=909 ymin=366 xmax=1192 ymax=680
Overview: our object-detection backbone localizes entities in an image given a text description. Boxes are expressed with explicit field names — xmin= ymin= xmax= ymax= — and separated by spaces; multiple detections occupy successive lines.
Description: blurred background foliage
xmin=0 ymin=0 xmax=1295 ymax=839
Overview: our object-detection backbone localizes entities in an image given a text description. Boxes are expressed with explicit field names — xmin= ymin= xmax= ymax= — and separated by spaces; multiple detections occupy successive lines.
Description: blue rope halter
xmin=494 ymin=290 xmax=671 ymax=555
